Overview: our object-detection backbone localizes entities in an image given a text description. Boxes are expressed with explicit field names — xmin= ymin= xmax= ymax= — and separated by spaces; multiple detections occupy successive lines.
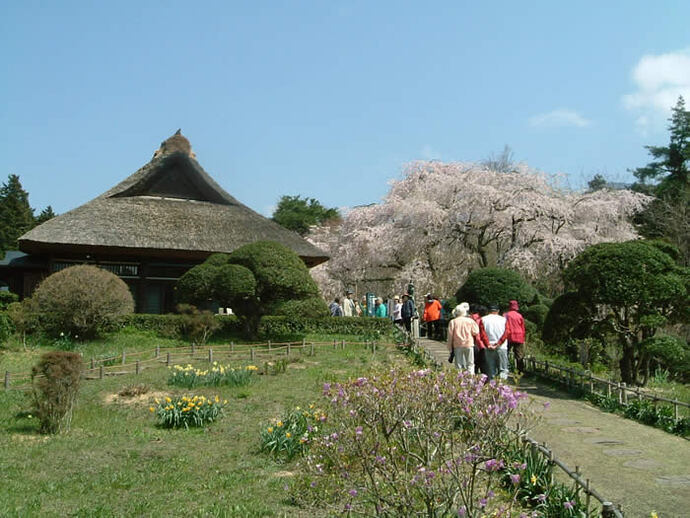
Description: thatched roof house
xmin=4 ymin=132 xmax=328 ymax=313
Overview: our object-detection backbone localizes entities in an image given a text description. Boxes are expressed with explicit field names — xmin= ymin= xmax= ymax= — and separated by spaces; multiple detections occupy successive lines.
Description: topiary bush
xmin=0 ymin=290 xmax=19 ymax=310
xmin=177 ymin=242 xmax=329 ymax=337
xmin=31 ymin=351 xmax=82 ymax=434
xmin=455 ymin=267 xmax=537 ymax=310
xmin=31 ymin=265 xmax=135 ymax=338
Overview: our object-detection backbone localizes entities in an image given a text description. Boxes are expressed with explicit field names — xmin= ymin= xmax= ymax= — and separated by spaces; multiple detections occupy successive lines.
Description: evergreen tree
xmin=632 ymin=96 xmax=690 ymax=265
xmin=0 ymin=174 xmax=35 ymax=256
xmin=36 ymin=205 xmax=57 ymax=224
xmin=272 ymin=195 xmax=340 ymax=236
xmin=633 ymin=96 xmax=690 ymax=198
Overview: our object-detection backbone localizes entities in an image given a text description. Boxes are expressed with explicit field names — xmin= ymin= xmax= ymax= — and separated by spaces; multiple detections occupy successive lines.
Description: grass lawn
xmin=0 ymin=334 xmax=405 ymax=517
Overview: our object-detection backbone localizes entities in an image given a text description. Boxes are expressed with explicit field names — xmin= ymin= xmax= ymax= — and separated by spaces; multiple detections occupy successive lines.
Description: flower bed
xmin=260 ymin=405 xmax=327 ymax=461
xmin=168 ymin=362 xmax=258 ymax=388
xmin=150 ymin=395 xmax=227 ymax=428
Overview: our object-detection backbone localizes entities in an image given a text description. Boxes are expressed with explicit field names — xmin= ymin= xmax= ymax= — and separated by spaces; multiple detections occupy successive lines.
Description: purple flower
xmin=484 ymin=459 xmax=504 ymax=472
xmin=564 ymin=500 xmax=574 ymax=510
xmin=344 ymin=503 xmax=352 ymax=511
xmin=536 ymin=494 xmax=546 ymax=503
xmin=478 ymin=498 xmax=487 ymax=508
xmin=348 ymin=489 xmax=358 ymax=497
xmin=310 ymin=481 xmax=317 ymax=488
xmin=323 ymin=382 xmax=331 ymax=393
xmin=355 ymin=426 xmax=363 ymax=437
xmin=510 ymin=474 xmax=521 ymax=485
xmin=457 ymin=506 xmax=467 ymax=517
xmin=543 ymin=401 xmax=551 ymax=409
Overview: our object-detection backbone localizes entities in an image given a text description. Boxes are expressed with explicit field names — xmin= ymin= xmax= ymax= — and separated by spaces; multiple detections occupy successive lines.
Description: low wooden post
xmin=99 ymin=366 xmax=104 ymax=379
xmin=310 ymin=342 xmax=315 ymax=356
xmin=621 ymin=382 xmax=627 ymax=405
xmin=585 ymin=478 xmax=591 ymax=515
xmin=617 ymin=383 xmax=622 ymax=404
xmin=601 ymin=502 xmax=616 ymax=518
xmin=544 ymin=360 xmax=549 ymax=377
xmin=231 ymin=341 xmax=234 ymax=353
xmin=302 ymin=338 xmax=306 ymax=349
xmin=191 ymin=343 xmax=196 ymax=357
xmin=208 ymin=348 xmax=213 ymax=364
xmin=268 ymin=340 xmax=272 ymax=352
xmin=90 ymin=357 xmax=95 ymax=369
xmin=136 ymin=360 xmax=140 ymax=375
xmin=121 ymin=351 xmax=126 ymax=365
xmin=588 ymin=372 xmax=594 ymax=394
xmin=4 ymin=371 xmax=9 ymax=390
xmin=606 ymin=381 xmax=612 ymax=399
xmin=251 ymin=348 xmax=255 ymax=361
xmin=341 ymin=339 xmax=345 ymax=350
xmin=333 ymin=339 xmax=337 ymax=349
xmin=287 ymin=342 xmax=291 ymax=356
xmin=674 ymin=400 xmax=679 ymax=421
xmin=155 ymin=344 xmax=160 ymax=358
xmin=166 ymin=352 xmax=171 ymax=366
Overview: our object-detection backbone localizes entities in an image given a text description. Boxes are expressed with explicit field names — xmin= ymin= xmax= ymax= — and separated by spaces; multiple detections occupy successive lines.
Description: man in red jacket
xmin=504 ymin=300 xmax=526 ymax=374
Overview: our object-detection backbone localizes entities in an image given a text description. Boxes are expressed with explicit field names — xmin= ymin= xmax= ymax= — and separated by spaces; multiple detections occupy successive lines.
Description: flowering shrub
xmin=260 ymin=405 xmax=327 ymax=461
xmin=168 ymin=362 xmax=258 ymax=388
xmin=150 ymin=395 xmax=227 ymax=428
xmin=294 ymin=368 xmax=529 ymax=516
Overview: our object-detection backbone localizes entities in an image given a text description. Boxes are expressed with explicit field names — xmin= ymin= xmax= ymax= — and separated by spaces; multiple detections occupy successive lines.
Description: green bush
xmin=177 ymin=304 xmax=221 ymax=345
xmin=456 ymin=267 xmax=537 ymax=310
xmin=523 ymin=304 xmax=549 ymax=330
xmin=273 ymin=298 xmax=330 ymax=319
xmin=541 ymin=292 xmax=592 ymax=345
xmin=0 ymin=290 xmax=18 ymax=310
xmin=31 ymin=265 xmax=135 ymax=338
xmin=122 ymin=313 xmax=242 ymax=339
xmin=0 ymin=311 xmax=13 ymax=341
xmin=31 ymin=351 xmax=82 ymax=434
xmin=258 ymin=316 xmax=393 ymax=340
xmin=641 ymin=335 xmax=690 ymax=382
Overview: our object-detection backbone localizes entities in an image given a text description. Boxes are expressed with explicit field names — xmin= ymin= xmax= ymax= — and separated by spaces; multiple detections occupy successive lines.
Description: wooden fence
xmin=3 ymin=339 xmax=384 ymax=391
xmin=524 ymin=355 xmax=690 ymax=421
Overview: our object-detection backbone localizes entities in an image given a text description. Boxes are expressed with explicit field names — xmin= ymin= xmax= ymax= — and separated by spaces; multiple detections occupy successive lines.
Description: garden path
xmin=416 ymin=338 xmax=690 ymax=518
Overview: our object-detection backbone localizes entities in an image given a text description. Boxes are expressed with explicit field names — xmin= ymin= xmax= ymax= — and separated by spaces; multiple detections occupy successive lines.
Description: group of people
xmin=329 ymin=291 xmax=418 ymax=331
xmin=446 ymin=300 xmax=526 ymax=381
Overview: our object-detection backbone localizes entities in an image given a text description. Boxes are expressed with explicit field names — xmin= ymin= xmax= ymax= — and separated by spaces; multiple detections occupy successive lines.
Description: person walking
xmin=392 ymin=295 xmax=403 ymax=326
xmin=481 ymin=304 xmax=511 ymax=380
xmin=401 ymin=293 xmax=415 ymax=332
xmin=469 ymin=304 xmax=490 ymax=374
xmin=504 ymin=300 xmax=526 ymax=374
xmin=423 ymin=294 xmax=442 ymax=340
xmin=446 ymin=303 xmax=479 ymax=373
xmin=374 ymin=297 xmax=388 ymax=318
xmin=342 ymin=290 xmax=357 ymax=317
xmin=329 ymin=297 xmax=343 ymax=317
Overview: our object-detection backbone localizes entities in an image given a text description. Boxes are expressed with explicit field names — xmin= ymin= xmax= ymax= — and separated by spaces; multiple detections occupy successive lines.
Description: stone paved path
xmin=417 ymin=338 xmax=690 ymax=518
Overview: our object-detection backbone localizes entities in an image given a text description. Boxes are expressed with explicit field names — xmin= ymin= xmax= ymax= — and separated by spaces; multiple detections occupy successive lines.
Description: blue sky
xmin=2 ymin=1 xmax=689 ymax=217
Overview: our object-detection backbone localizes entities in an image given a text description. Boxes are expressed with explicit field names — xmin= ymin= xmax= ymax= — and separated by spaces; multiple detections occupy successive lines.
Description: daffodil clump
xmin=168 ymin=362 xmax=259 ymax=388
xmin=260 ymin=404 xmax=327 ymax=460
xmin=149 ymin=395 xmax=228 ymax=429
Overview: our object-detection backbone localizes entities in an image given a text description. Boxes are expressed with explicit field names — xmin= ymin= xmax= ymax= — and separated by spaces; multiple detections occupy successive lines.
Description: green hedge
xmin=122 ymin=314 xmax=242 ymax=339
xmin=259 ymin=316 xmax=393 ymax=339
xmin=123 ymin=314 xmax=393 ymax=341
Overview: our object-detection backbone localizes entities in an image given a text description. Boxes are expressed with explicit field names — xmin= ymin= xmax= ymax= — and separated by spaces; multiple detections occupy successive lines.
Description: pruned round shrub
xmin=176 ymin=263 xmax=216 ymax=307
xmin=31 ymin=265 xmax=134 ymax=338
xmin=541 ymin=291 xmax=592 ymax=345
xmin=31 ymin=351 xmax=82 ymax=434
xmin=455 ymin=267 xmax=536 ymax=310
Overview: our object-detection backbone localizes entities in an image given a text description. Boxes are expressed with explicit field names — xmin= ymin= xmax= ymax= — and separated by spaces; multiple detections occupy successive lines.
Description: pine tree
xmin=36 ymin=205 xmax=57 ymax=224
xmin=0 ymin=174 xmax=36 ymax=256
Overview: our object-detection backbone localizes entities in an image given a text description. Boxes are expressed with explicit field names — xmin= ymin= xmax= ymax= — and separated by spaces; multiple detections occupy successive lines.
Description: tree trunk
xmin=619 ymin=344 xmax=637 ymax=385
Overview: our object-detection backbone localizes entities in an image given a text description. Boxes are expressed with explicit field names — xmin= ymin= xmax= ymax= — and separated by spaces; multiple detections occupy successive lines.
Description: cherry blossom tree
xmin=308 ymin=161 xmax=651 ymax=299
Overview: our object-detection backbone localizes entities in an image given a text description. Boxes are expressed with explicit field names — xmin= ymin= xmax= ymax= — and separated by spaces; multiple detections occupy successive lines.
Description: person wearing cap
xmin=342 ymin=290 xmax=357 ymax=317
xmin=392 ymin=295 xmax=403 ymax=326
xmin=481 ymin=304 xmax=511 ymax=380
xmin=447 ymin=303 xmax=479 ymax=373
xmin=504 ymin=300 xmax=526 ymax=374
xmin=329 ymin=297 xmax=343 ymax=317
xmin=423 ymin=294 xmax=443 ymax=340
xmin=401 ymin=293 xmax=415 ymax=332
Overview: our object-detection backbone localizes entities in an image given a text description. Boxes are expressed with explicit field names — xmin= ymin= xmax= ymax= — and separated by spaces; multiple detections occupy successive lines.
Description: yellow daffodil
xmin=309 ymin=404 xmax=315 ymax=409
xmin=530 ymin=474 xmax=537 ymax=484
xmin=154 ymin=398 xmax=160 ymax=404
xmin=650 ymin=513 xmax=659 ymax=518
xmin=149 ymin=406 xmax=155 ymax=412
xmin=286 ymin=432 xmax=292 ymax=438
xmin=223 ymin=400 xmax=228 ymax=404
xmin=165 ymin=396 xmax=171 ymax=403
xmin=277 ymin=421 xmax=283 ymax=427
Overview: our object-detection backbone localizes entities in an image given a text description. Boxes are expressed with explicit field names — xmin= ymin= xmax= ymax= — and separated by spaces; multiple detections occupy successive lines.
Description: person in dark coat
xmin=401 ymin=293 xmax=415 ymax=332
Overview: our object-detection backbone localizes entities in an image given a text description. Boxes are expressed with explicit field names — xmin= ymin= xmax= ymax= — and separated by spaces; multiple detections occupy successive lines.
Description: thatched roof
xmin=19 ymin=133 xmax=328 ymax=266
